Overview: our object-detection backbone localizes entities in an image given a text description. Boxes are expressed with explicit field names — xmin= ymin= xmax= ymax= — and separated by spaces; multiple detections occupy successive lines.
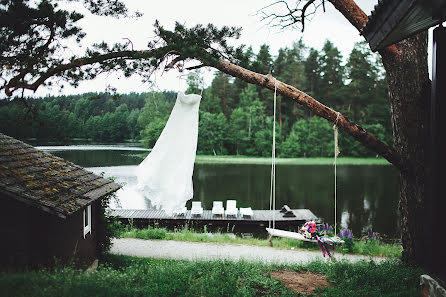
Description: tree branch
xmin=3 ymin=49 xmax=160 ymax=96
xmin=213 ymin=59 xmax=403 ymax=170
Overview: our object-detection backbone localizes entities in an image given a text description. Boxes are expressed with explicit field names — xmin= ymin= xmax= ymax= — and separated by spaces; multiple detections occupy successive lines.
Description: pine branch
xmin=3 ymin=49 xmax=160 ymax=96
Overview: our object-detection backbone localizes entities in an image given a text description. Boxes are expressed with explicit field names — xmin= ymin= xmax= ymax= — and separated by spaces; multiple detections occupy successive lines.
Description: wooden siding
xmin=0 ymin=195 xmax=100 ymax=269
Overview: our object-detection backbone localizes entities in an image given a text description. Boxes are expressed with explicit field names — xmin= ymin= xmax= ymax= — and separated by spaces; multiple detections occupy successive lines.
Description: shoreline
xmin=194 ymin=155 xmax=391 ymax=165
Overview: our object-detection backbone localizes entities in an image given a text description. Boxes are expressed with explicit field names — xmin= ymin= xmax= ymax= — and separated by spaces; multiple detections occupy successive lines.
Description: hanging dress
xmin=135 ymin=92 xmax=201 ymax=215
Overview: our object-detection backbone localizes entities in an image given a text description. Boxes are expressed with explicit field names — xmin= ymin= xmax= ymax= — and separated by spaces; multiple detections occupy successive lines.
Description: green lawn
xmin=195 ymin=156 xmax=390 ymax=165
xmin=0 ymin=254 xmax=422 ymax=297
xmin=136 ymin=153 xmax=391 ymax=165
xmin=117 ymin=226 xmax=402 ymax=258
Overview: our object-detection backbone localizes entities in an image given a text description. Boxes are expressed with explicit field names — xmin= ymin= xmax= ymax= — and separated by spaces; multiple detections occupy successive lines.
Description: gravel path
xmin=111 ymin=238 xmax=384 ymax=264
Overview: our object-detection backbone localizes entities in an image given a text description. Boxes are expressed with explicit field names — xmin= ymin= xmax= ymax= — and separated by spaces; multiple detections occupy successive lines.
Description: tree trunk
xmin=380 ymin=32 xmax=430 ymax=266
xmin=330 ymin=0 xmax=436 ymax=271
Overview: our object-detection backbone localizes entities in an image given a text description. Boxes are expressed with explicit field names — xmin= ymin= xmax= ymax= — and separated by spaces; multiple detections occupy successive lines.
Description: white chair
xmin=240 ymin=207 xmax=253 ymax=217
xmin=190 ymin=201 xmax=203 ymax=216
xmin=212 ymin=201 xmax=225 ymax=216
xmin=173 ymin=207 xmax=187 ymax=216
xmin=225 ymin=200 xmax=238 ymax=217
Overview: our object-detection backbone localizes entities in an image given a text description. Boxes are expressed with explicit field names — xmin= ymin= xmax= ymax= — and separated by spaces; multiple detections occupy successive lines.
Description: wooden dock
xmin=110 ymin=208 xmax=318 ymax=235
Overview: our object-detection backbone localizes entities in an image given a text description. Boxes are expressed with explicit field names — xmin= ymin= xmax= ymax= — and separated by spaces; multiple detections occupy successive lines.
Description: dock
xmin=110 ymin=208 xmax=318 ymax=235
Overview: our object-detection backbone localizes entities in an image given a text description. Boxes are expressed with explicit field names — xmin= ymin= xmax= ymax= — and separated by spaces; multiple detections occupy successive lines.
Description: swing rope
xmin=333 ymin=112 xmax=340 ymax=236
xmin=269 ymin=77 xmax=278 ymax=230
xmin=268 ymin=77 xmax=340 ymax=239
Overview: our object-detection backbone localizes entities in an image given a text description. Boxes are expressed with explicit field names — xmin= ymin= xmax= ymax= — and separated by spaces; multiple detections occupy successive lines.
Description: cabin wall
xmin=0 ymin=195 xmax=100 ymax=269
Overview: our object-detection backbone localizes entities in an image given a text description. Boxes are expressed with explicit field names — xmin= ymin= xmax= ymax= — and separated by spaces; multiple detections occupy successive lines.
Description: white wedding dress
xmin=135 ymin=92 xmax=201 ymax=215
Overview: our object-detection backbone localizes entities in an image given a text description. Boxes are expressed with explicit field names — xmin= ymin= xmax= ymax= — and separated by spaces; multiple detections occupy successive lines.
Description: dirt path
xmin=111 ymin=238 xmax=384 ymax=264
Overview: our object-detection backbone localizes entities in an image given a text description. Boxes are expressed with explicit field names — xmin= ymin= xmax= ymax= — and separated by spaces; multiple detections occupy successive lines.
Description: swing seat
xmin=266 ymin=228 xmax=345 ymax=244
xmin=266 ymin=228 xmax=317 ymax=242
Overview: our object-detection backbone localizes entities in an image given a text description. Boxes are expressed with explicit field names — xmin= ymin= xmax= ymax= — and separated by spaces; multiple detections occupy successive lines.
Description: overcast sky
xmin=17 ymin=1 xmax=396 ymax=97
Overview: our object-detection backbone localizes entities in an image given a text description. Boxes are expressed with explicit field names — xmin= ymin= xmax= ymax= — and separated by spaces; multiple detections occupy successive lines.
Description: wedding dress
xmin=135 ymin=92 xmax=201 ymax=215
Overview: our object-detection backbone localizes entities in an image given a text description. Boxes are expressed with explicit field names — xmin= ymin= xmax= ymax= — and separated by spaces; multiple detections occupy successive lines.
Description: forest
xmin=0 ymin=40 xmax=392 ymax=158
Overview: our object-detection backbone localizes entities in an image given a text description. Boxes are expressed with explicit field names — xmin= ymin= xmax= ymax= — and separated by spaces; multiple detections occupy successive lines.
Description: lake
xmin=38 ymin=144 xmax=401 ymax=239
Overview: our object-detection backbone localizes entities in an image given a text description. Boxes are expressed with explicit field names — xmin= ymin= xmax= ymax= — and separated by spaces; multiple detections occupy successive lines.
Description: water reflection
xmin=192 ymin=163 xmax=400 ymax=239
xmin=45 ymin=145 xmax=400 ymax=238
xmin=86 ymin=163 xmax=400 ymax=238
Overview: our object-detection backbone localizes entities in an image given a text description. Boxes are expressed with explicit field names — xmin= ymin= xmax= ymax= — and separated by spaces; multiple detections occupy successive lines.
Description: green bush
xmin=133 ymin=227 xmax=167 ymax=240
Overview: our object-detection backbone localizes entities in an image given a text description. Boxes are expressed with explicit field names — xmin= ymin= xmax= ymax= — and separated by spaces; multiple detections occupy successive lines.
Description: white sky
xmin=5 ymin=1 xmax=396 ymax=97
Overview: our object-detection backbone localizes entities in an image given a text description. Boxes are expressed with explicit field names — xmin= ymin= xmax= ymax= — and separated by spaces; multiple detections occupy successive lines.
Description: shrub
xmin=340 ymin=229 xmax=355 ymax=253
xmin=135 ymin=227 xmax=167 ymax=240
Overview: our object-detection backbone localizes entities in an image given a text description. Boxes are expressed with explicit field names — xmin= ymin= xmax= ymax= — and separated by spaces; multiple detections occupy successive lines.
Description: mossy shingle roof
xmin=0 ymin=133 xmax=121 ymax=218
xmin=363 ymin=0 xmax=446 ymax=51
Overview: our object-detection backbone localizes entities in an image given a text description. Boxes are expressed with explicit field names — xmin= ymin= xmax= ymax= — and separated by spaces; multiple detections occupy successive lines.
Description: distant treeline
xmin=0 ymin=40 xmax=393 ymax=157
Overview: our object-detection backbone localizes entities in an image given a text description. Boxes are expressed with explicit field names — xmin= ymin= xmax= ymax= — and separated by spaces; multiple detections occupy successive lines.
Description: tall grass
xmin=118 ymin=226 xmax=402 ymax=258
xmin=0 ymin=254 xmax=422 ymax=297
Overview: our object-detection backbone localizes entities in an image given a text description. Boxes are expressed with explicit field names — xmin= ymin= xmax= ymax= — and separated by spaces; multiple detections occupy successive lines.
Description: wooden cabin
xmin=0 ymin=133 xmax=120 ymax=269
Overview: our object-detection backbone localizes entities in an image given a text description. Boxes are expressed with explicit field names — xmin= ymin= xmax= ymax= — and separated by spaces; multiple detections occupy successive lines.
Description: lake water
xmin=39 ymin=144 xmax=401 ymax=239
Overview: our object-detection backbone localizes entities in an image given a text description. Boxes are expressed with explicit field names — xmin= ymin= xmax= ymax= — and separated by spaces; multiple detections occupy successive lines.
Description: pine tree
xmin=345 ymin=42 xmax=378 ymax=122
xmin=318 ymin=40 xmax=345 ymax=108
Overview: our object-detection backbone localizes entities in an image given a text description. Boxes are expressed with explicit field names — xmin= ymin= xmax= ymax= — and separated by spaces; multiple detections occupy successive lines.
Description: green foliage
xmin=2 ymin=0 xmax=244 ymax=97
xmin=342 ymin=238 xmax=355 ymax=254
xmin=304 ymin=48 xmax=321 ymax=97
xmin=0 ymin=0 xmax=136 ymax=96
xmin=140 ymin=115 xmax=168 ymax=148
xmin=210 ymin=72 xmax=236 ymax=116
xmin=197 ymin=111 xmax=227 ymax=155
xmin=2 ymin=38 xmax=393 ymax=159
xmin=307 ymin=259 xmax=423 ymax=297
xmin=0 ymin=255 xmax=422 ymax=297
xmin=95 ymin=174 xmax=122 ymax=257
xmin=191 ymin=40 xmax=391 ymax=159
xmin=95 ymin=196 xmax=115 ymax=257
xmin=124 ymin=227 xmax=168 ymax=240
xmin=185 ymin=70 xmax=204 ymax=95
xmin=0 ymin=92 xmax=147 ymax=142
xmin=281 ymin=117 xmax=333 ymax=157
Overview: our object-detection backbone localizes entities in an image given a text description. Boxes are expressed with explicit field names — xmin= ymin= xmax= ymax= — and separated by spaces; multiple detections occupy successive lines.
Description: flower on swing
xmin=301 ymin=220 xmax=317 ymax=233
xmin=304 ymin=231 xmax=312 ymax=239
xmin=317 ymin=223 xmax=334 ymax=235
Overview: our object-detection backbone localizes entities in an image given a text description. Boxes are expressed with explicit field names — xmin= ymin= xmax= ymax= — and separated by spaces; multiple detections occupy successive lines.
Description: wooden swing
xmin=266 ymin=77 xmax=344 ymax=247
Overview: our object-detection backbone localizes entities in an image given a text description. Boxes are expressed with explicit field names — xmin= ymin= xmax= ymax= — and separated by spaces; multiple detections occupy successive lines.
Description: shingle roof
xmin=363 ymin=0 xmax=446 ymax=51
xmin=0 ymin=133 xmax=121 ymax=218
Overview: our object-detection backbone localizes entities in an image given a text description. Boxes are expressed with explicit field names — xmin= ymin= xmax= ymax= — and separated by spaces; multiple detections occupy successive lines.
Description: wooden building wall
xmin=0 ymin=195 xmax=100 ymax=269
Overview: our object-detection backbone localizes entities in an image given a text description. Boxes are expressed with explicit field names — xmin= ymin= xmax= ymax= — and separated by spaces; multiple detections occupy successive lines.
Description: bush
xmin=134 ymin=227 xmax=167 ymax=240
xmin=340 ymin=229 xmax=355 ymax=254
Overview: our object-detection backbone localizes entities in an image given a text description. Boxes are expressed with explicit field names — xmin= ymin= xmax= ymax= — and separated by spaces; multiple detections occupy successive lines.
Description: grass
xmin=117 ymin=226 xmax=402 ymax=258
xmin=0 ymin=254 xmax=422 ymax=297
xmin=196 ymin=156 xmax=391 ymax=165
xmin=136 ymin=153 xmax=391 ymax=165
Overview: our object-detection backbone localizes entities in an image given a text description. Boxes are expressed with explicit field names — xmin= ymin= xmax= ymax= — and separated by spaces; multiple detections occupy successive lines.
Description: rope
xmin=333 ymin=112 xmax=340 ymax=236
xmin=269 ymin=77 xmax=278 ymax=230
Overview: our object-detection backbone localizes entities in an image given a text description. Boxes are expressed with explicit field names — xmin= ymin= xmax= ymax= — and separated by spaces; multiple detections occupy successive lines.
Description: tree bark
xmin=329 ymin=0 xmax=432 ymax=269
xmin=380 ymin=32 xmax=430 ymax=266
